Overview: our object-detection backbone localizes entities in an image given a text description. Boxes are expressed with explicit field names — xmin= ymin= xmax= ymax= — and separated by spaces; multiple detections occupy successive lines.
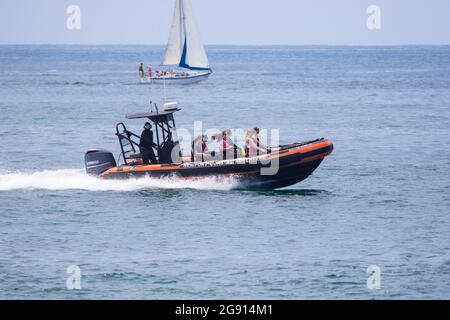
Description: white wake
xmin=0 ymin=169 xmax=239 ymax=192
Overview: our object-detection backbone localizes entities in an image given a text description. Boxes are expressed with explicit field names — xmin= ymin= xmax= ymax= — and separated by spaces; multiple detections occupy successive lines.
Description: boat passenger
xmin=207 ymin=134 xmax=220 ymax=159
xmin=192 ymin=135 xmax=209 ymax=161
xmin=147 ymin=66 xmax=153 ymax=78
xmin=219 ymin=130 xmax=235 ymax=160
xmin=139 ymin=122 xmax=157 ymax=165
xmin=253 ymin=127 xmax=275 ymax=154
xmin=243 ymin=129 xmax=266 ymax=157
xmin=138 ymin=63 xmax=144 ymax=78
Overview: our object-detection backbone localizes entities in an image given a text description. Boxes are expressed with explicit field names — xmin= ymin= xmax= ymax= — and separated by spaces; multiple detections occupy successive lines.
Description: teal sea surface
xmin=0 ymin=45 xmax=449 ymax=299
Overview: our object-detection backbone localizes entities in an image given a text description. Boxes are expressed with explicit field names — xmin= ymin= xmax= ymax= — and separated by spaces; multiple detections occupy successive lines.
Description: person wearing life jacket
xmin=252 ymin=127 xmax=278 ymax=154
xmin=242 ymin=129 xmax=266 ymax=157
xmin=219 ymin=130 xmax=235 ymax=160
xmin=192 ymin=134 xmax=209 ymax=162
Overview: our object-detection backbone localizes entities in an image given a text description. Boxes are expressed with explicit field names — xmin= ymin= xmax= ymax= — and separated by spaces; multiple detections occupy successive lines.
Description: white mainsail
xmin=162 ymin=0 xmax=183 ymax=66
xmin=161 ymin=0 xmax=210 ymax=70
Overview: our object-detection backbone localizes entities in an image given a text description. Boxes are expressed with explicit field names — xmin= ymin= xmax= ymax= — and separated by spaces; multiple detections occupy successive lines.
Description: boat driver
xmin=139 ymin=122 xmax=157 ymax=165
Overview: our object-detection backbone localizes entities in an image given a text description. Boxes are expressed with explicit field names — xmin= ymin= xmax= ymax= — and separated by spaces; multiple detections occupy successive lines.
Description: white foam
xmin=0 ymin=168 xmax=239 ymax=192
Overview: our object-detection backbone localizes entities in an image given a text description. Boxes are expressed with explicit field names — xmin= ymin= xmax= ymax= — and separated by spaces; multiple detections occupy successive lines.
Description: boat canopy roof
xmin=125 ymin=107 xmax=181 ymax=122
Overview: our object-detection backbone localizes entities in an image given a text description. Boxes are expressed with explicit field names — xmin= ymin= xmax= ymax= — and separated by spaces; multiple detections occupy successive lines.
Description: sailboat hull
xmin=142 ymin=71 xmax=211 ymax=85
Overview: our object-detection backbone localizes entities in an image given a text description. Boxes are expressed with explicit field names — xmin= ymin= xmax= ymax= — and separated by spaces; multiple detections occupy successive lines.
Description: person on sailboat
xmin=139 ymin=122 xmax=157 ymax=164
xmin=147 ymin=66 xmax=153 ymax=78
xmin=138 ymin=63 xmax=144 ymax=78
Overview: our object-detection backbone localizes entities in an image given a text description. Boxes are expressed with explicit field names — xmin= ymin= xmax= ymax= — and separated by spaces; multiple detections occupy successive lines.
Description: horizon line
xmin=1 ymin=43 xmax=450 ymax=47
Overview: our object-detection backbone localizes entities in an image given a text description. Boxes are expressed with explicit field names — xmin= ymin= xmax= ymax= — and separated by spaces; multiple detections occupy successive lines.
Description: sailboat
xmin=142 ymin=0 xmax=212 ymax=85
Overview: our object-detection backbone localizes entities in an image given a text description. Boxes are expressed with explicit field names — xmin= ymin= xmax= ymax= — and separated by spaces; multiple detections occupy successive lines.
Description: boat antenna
xmin=163 ymin=77 xmax=167 ymax=103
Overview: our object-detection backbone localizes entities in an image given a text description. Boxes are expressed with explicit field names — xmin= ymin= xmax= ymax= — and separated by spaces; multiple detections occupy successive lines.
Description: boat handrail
xmin=115 ymin=122 xmax=142 ymax=164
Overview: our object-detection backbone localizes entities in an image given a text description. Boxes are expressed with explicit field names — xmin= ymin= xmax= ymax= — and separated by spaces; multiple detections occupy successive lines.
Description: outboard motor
xmin=84 ymin=149 xmax=117 ymax=176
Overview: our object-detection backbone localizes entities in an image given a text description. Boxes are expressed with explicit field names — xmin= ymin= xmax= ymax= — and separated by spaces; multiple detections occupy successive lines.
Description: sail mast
xmin=179 ymin=0 xmax=184 ymax=55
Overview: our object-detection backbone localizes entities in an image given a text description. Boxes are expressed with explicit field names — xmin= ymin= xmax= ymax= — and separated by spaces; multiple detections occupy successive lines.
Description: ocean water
xmin=0 ymin=45 xmax=449 ymax=299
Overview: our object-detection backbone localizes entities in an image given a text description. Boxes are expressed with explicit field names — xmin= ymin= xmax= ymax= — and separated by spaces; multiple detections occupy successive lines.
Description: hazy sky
xmin=0 ymin=0 xmax=449 ymax=45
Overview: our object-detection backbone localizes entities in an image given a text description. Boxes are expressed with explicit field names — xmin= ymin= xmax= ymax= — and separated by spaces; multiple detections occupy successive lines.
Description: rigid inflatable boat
xmin=84 ymin=103 xmax=333 ymax=189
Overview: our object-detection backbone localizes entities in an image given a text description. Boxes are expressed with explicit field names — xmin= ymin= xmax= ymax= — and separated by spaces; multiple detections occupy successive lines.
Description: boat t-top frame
xmin=115 ymin=103 xmax=181 ymax=165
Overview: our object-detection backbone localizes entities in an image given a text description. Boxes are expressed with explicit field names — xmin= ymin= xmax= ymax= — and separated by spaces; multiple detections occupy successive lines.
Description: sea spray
xmin=0 ymin=169 xmax=239 ymax=192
